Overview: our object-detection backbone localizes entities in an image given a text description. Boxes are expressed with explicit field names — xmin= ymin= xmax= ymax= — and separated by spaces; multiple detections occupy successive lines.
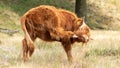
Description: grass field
xmin=0 ymin=30 xmax=120 ymax=68
xmin=0 ymin=0 xmax=120 ymax=68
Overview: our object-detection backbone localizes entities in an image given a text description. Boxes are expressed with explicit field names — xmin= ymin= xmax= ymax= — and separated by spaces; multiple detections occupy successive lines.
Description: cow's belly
xmin=35 ymin=29 xmax=54 ymax=42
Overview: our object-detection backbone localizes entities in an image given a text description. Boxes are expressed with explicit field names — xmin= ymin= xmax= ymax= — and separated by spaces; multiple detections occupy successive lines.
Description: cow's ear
xmin=76 ymin=18 xmax=83 ymax=26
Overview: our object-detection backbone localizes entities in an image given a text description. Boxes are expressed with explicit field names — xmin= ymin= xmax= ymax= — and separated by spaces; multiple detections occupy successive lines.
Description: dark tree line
xmin=75 ymin=0 xmax=87 ymax=20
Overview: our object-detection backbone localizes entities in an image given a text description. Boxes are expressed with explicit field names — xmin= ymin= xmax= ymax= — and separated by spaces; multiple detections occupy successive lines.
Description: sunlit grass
xmin=0 ymin=30 xmax=120 ymax=68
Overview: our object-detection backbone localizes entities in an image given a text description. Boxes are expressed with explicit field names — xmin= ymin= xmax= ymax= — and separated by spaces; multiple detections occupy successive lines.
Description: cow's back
xmin=21 ymin=5 xmax=61 ymax=41
xmin=21 ymin=5 xmax=75 ymax=41
xmin=59 ymin=9 xmax=78 ymax=31
xmin=24 ymin=5 xmax=60 ymax=26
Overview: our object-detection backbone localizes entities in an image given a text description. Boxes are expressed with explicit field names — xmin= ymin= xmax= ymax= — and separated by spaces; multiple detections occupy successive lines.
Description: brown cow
xmin=21 ymin=5 xmax=90 ymax=63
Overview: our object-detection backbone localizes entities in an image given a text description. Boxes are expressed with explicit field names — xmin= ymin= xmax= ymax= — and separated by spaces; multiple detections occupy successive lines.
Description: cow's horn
xmin=72 ymin=34 xmax=78 ymax=38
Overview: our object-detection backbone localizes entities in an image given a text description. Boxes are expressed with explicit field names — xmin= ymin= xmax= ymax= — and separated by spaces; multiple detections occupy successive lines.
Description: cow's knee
xmin=28 ymin=42 xmax=35 ymax=57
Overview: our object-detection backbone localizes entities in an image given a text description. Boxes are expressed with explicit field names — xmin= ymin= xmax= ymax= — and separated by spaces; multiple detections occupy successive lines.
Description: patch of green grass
xmin=85 ymin=48 xmax=120 ymax=57
xmin=87 ymin=0 xmax=120 ymax=30
xmin=0 ymin=2 xmax=20 ymax=30
xmin=0 ymin=0 xmax=74 ymax=16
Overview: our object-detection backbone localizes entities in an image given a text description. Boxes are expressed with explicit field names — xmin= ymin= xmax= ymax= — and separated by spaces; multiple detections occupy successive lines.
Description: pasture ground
xmin=0 ymin=30 xmax=120 ymax=68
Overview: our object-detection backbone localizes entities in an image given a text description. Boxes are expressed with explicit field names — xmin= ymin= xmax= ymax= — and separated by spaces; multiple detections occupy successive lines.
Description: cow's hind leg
xmin=28 ymin=35 xmax=36 ymax=57
xmin=22 ymin=35 xmax=36 ymax=61
xmin=22 ymin=38 xmax=29 ymax=61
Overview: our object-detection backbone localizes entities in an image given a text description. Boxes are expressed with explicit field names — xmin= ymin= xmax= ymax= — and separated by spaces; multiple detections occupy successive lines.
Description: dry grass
xmin=0 ymin=30 xmax=120 ymax=68
xmin=87 ymin=0 xmax=120 ymax=30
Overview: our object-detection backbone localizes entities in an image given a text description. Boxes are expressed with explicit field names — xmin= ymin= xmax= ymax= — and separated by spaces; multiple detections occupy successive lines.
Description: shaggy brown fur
xmin=59 ymin=9 xmax=91 ymax=44
xmin=21 ymin=5 xmax=90 ymax=63
xmin=74 ymin=20 xmax=91 ymax=45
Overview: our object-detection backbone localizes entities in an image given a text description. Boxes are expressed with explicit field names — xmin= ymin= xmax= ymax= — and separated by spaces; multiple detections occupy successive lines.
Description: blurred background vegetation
xmin=0 ymin=0 xmax=120 ymax=30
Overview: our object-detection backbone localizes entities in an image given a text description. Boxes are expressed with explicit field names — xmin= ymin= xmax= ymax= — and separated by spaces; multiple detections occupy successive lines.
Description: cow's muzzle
xmin=72 ymin=34 xmax=89 ymax=43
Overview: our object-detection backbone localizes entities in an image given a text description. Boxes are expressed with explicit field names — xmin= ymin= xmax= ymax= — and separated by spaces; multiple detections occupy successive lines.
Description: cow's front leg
xmin=62 ymin=41 xmax=74 ymax=63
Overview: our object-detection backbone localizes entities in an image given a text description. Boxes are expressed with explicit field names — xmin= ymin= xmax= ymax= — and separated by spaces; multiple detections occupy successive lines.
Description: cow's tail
xmin=21 ymin=15 xmax=34 ymax=57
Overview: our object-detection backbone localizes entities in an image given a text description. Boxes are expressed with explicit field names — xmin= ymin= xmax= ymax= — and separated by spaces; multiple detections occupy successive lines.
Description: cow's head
xmin=72 ymin=18 xmax=90 ymax=43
